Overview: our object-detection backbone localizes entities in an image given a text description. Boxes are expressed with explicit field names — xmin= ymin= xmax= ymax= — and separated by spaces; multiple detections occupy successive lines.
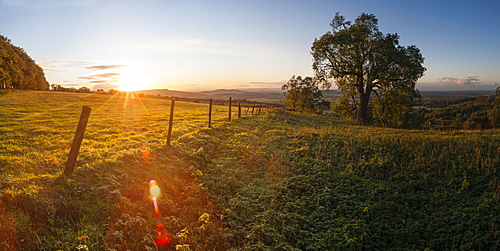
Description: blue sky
xmin=1 ymin=0 xmax=499 ymax=91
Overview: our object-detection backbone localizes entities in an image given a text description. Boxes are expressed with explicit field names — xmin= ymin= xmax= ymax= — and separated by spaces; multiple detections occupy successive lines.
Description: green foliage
xmin=180 ymin=109 xmax=500 ymax=250
xmin=281 ymin=75 xmax=324 ymax=114
xmin=489 ymin=87 xmax=500 ymax=128
xmin=424 ymin=95 xmax=496 ymax=129
xmin=0 ymin=35 xmax=49 ymax=90
xmin=371 ymin=87 xmax=421 ymax=128
xmin=312 ymin=12 xmax=425 ymax=125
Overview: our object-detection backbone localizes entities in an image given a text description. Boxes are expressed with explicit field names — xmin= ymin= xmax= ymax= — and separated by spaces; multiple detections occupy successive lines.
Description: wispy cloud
xmin=243 ymin=81 xmax=287 ymax=88
xmin=84 ymin=65 xmax=126 ymax=71
xmin=438 ymin=76 xmax=480 ymax=85
xmin=38 ymin=59 xmax=87 ymax=72
xmin=92 ymin=83 xmax=120 ymax=90
xmin=78 ymin=72 xmax=122 ymax=90
xmin=89 ymin=80 xmax=115 ymax=83
xmin=417 ymin=76 xmax=499 ymax=91
xmin=78 ymin=73 xmax=121 ymax=80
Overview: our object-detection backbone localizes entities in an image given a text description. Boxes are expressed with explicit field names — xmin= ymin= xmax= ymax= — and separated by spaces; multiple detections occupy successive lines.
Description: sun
xmin=117 ymin=67 xmax=151 ymax=92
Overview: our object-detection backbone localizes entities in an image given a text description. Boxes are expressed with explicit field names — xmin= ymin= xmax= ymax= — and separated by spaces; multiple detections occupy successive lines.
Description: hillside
xmin=138 ymin=88 xmax=343 ymax=104
xmin=1 ymin=91 xmax=500 ymax=250
xmin=138 ymin=88 xmax=492 ymax=105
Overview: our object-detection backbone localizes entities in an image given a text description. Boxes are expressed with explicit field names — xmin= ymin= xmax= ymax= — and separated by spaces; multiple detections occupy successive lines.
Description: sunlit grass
xmin=0 ymin=91 xmax=233 ymax=178
xmin=3 ymin=91 xmax=499 ymax=249
xmin=0 ymin=91 xmax=233 ymax=250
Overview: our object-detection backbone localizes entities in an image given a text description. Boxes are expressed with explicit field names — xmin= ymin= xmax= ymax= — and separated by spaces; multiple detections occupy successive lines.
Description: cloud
xmin=38 ymin=59 xmax=88 ymax=72
xmin=92 ymin=83 xmax=120 ymax=90
xmin=84 ymin=65 xmax=126 ymax=70
xmin=78 ymin=73 xmax=121 ymax=80
xmin=89 ymin=80 xmax=119 ymax=83
xmin=243 ymin=81 xmax=287 ymax=88
xmin=438 ymin=76 xmax=480 ymax=85
xmin=417 ymin=78 xmax=499 ymax=91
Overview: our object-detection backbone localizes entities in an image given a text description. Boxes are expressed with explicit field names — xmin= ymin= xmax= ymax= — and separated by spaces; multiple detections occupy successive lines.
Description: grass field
xmin=1 ymin=91 xmax=500 ymax=250
xmin=0 ymin=91 xmax=239 ymax=250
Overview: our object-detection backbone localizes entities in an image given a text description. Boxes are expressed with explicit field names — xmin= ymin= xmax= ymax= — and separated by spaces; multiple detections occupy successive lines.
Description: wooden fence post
xmin=208 ymin=99 xmax=213 ymax=128
xmin=228 ymin=97 xmax=232 ymax=122
xmin=64 ymin=105 xmax=91 ymax=176
xmin=166 ymin=99 xmax=175 ymax=146
xmin=238 ymin=103 xmax=241 ymax=118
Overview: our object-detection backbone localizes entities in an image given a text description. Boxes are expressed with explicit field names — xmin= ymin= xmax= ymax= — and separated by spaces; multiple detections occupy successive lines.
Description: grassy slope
xmin=0 ymin=91 xmax=231 ymax=250
xmin=1 ymin=91 xmax=500 ymax=250
xmin=179 ymin=109 xmax=500 ymax=250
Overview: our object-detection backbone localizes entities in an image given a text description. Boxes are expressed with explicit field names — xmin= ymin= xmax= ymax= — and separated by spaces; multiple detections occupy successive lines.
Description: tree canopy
xmin=0 ymin=35 xmax=49 ymax=91
xmin=312 ymin=13 xmax=426 ymax=126
xmin=281 ymin=75 xmax=323 ymax=114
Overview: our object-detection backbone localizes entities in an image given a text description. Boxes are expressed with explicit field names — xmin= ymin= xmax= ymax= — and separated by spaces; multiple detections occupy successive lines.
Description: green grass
xmin=178 ymin=109 xmax=500 ymax=250
xmin=0 ymin=91 xmax=236 ymax=250
xmin=1 ymin=91 xmax=500 ymax=250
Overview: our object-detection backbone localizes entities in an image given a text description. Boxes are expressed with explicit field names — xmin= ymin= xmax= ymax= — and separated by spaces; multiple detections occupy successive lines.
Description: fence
xmin=63 ymin=97 xmax=268 ymax=176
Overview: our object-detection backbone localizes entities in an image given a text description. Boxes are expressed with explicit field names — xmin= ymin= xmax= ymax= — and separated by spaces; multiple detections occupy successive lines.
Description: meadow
xmin=1 ymin=91 xmax=500 ymax=250
xmin=0 ymin=91 xmax=235 ymax=250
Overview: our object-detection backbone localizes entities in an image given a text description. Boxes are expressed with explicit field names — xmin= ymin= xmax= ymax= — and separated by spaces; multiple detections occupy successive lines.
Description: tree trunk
xmin=357 ymin=85 xmax=373 ymax=124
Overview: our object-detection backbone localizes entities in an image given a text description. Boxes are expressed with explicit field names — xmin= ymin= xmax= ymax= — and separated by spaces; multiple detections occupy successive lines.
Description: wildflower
xmin=199 ymin=213 xmax=209 ymax=224
xmin=76 ymin=244 xmax=89 ymax=251
xmin=175 ymin=244 xmax=191 ymax=251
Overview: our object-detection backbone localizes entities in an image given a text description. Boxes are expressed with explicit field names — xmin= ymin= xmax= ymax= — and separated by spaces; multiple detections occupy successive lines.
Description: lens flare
xmin=152 ymin=197 xmax=160 ymax=216
xmin=149 ymin=179 xmax=161 ymax=198
xmin=142 ymin=150 xmax=151 ymax=158
xmin=155 ymin=221 xmax=171 ymax=245
xmin=149 ymin=179 xmax=171 ymax=246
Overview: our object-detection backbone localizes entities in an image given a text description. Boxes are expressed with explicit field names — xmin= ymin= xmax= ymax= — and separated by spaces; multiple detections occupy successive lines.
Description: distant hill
xmin=139 ymin=88 xmax=285 ymax=103
xmin=139 ymin=88 xmax=342 ymax=104
xmin=137 ymin=88 xmax=494 ymax=106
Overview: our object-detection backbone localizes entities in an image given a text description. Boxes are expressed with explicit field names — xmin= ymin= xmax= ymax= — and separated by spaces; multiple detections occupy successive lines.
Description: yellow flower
xmin=199 ymin=213 xmax=209 ymax=224
xmin=175 ymin=244 xmax=191 ymax=251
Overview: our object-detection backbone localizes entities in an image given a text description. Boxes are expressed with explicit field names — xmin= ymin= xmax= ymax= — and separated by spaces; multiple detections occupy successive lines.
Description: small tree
xmin=281 ymin=75 xmax=323 ymax=114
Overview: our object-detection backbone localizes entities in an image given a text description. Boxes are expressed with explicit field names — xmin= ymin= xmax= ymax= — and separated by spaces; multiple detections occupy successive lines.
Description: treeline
xmin=50 ymin=84 xmax=94 ymax=93
xmin=420 ymin=87 xmax=500 ymax=130
xmin=0 ymin=35 xmax=49 ymax=91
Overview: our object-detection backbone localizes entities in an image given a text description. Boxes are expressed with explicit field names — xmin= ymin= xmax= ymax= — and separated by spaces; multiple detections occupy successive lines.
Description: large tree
xmin=312 ymin=13 xmax=426 ymax=125
xmin=0 ymin=35 xmax=49 ymax=90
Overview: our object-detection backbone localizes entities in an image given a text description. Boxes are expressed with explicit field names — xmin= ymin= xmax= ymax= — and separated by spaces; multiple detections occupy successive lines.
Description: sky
xmin=1 ymin=0 xmax=499 ymax=92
